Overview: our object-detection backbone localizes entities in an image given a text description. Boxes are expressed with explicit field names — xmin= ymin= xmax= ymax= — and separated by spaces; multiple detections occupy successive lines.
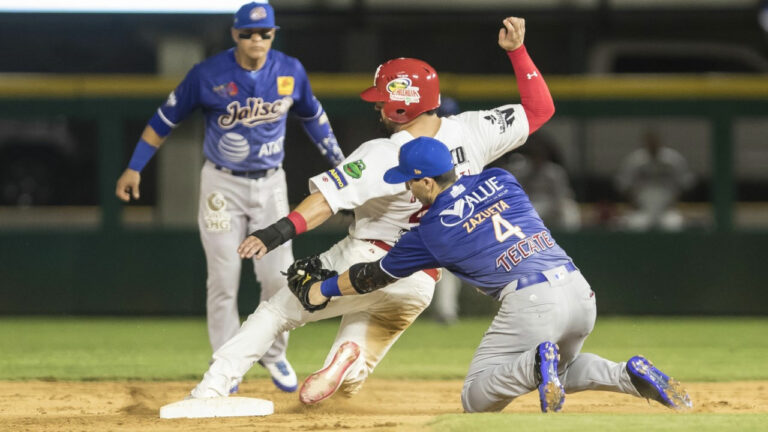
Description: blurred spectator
xmin=432 ymin=96 xmax=463 ymax=325
xmin=614 ymin=130 xmax=695 ymax=231
xmin=505 ymin=134 xmax=581 ymax=230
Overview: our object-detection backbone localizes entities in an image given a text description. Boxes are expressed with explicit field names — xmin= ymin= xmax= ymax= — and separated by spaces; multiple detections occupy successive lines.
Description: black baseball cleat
xmin=535 ymin=341 xmax=565 ymax=413
xmin=626 ymin=355 xmax=692 ymax=410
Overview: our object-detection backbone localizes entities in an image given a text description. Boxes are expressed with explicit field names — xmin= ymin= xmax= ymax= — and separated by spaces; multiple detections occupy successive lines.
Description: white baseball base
xmin=159 ymin=397 xmax=274 ymax=419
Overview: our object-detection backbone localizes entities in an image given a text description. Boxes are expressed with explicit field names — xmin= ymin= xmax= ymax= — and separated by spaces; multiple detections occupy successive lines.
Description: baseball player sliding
xmin=188 ymin=16 xmax=554 ymax=403
xmin=290 ymin=136 xmax=692 ymax=413
xmin=115 ymin=2 xmax=344 ymax=393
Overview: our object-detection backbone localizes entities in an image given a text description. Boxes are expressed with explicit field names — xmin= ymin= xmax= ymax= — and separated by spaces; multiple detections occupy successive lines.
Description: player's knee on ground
xmin=461 ymin=378 xmax=519 ymax=413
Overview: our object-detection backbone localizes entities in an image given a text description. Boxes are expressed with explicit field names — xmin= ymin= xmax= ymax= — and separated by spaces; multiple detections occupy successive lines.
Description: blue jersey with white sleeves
xmin=153 ymin=48 xmax=336 ymax=171
xmin=380 ymin=168 xmax=572 ymax=300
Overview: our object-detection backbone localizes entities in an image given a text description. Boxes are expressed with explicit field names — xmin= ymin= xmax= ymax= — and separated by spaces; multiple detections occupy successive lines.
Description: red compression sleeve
xmin=286 ymin=211 xmax=307 ymax=235
xmin=507 ymin=45 xmax=555 ymax=134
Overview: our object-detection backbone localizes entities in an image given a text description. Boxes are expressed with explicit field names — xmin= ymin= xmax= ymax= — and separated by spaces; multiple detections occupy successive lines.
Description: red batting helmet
xmin=360 ymin=58 xmax=441 ymax=124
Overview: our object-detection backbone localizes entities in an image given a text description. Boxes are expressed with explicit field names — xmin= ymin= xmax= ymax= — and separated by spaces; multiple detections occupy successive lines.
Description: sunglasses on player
xmin=238 ymin=29 xmax=274 ymax=40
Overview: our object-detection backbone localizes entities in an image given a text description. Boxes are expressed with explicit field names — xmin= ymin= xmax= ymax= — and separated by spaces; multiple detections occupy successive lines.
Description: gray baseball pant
xmin=461 ymin=267 xmax=640 ymax=412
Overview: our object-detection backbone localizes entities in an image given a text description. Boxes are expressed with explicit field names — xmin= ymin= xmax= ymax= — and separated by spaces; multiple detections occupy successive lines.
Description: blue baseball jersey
xmin=381 ymin=168 xmax=573 ymax=299
xmin=154 ymin=48 xmax=326 ymax=171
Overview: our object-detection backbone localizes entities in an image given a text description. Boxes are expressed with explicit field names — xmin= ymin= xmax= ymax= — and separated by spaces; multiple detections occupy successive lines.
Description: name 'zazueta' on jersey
xmin=382 ymin=168 xmax=572 ymax=299
xmin=156 ymin=49 xmax=320 ymax=172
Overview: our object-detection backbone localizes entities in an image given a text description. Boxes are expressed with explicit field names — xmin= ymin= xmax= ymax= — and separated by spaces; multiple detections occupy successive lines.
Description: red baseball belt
xmin=365 ymin=239 xmax=440 ymax=282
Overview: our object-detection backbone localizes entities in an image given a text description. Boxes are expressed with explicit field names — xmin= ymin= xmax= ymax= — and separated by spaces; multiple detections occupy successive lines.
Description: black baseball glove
xmin=285 ymin=255 xmax=337 ymax=312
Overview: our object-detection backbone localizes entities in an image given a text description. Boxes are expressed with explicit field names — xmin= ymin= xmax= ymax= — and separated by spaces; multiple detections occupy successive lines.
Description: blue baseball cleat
xmin=626 ymin=355 xmax=692 ymax=410
xmin=259 ymin=359 xmax=298 ymax=393
xmin=535 ymin=341 xmax=565 ymax=413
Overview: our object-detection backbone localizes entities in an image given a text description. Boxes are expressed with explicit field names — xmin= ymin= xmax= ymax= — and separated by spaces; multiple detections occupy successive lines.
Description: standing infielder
xmin=187 ymin=16 xmax=554 ymax=403
xmin=293 ymin=136 xmax=692 ymax=413
xmin=115 ymin=1 xmax=343 ymax=392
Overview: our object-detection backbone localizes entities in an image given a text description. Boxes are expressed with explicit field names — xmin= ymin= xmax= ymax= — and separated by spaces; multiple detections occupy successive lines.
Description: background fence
xmin=1 ymin=2 xmax=767 ymax=316
xmin=1 ymin=74 xmax=766 ymax=315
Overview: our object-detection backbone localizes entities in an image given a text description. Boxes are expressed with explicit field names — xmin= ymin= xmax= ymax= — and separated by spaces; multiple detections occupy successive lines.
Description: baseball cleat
xmin=535 ymin=341 xmax=565 ymax=413
xmin=259 ymin=359 xmax=298 ymax=393
xmin=299 ymin=341 xmax=361 ymax=405
xmin=626 ymin=355 xmax=692 ymax=410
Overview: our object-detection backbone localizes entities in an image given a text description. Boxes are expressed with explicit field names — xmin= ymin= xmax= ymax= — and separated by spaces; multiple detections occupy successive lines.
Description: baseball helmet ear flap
xmin=360 ymin=58 xmax=441 ymax=124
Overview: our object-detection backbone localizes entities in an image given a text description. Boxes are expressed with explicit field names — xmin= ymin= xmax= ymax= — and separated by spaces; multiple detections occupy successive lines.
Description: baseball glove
xmin=285 ymin=255 xmax=337 ymax=312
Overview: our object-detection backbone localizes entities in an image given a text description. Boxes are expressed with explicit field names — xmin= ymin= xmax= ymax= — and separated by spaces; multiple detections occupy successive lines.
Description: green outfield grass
xmin=429 ymin=413 xmax=768 ymax=432
xmin=1 ymin=316 xmax=767 ymax=381
xmin=2 ymin=316 xmax=766 ymax=431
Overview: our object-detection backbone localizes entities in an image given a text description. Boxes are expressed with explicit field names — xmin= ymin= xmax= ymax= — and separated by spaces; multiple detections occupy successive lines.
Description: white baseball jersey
xmin=309 ymin=104 xmax=530 ymax=244
xmin=192 ymin=105 xmax=531 ymax=399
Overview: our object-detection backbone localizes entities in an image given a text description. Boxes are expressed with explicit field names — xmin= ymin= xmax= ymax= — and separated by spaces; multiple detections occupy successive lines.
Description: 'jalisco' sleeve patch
xmin=326 ymin=168 xmax=348 ymax=189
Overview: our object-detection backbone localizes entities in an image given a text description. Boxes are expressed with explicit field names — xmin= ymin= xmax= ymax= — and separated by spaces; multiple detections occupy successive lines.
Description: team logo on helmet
xmin=386 ymin=78 xmax=420 ymax=105
xmin=250 ymin=7 xmax=267 ymax=21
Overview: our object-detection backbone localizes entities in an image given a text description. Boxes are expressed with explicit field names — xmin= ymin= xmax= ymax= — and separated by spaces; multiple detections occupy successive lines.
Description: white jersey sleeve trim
xmin=157 ymin=108 xmax=178 ymax=128
xmin=379 ymin=260 xmax=403 ymax=280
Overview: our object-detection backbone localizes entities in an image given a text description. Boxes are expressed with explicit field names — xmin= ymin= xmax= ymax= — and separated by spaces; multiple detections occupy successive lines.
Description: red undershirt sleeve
xmin=507 ymin=45 xmax=555 ymax=134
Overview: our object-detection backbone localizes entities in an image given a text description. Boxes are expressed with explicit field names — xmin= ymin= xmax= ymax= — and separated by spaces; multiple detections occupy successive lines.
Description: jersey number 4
xmin=492 ymin=213 xmax=526 ymax=242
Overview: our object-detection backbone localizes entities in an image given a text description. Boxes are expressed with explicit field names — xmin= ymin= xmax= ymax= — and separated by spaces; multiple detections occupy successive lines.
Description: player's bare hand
xmin=116 ymin=169 xmax=141 ymax=202
xmin=498 ymin=17 xmax=525 ymax=51
xmin=238 ymin=235 xmax=268 ymax=259
xmin=308 ymin=282 xmax=329 ymax=306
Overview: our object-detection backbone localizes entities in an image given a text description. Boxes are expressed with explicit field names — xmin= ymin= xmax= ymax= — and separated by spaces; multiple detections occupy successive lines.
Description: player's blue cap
xmin=234 ymin=1 xmax=279 ymax=30
xmin=384 ymin=136 xmax=455 ymax=184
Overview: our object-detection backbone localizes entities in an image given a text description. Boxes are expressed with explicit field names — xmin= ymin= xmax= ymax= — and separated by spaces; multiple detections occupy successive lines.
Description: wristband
xmin=506 ymin=44 xmax=528 ymax=63
xmin=286 ymin=211 xmax=307 ymax=235
xmin=128 ymin=139 xmax=158 ymax=172
xmin=248 ymin=217 xmax=297 ymax=252
xmin=320 ymin=275 xmax=341 ymax=297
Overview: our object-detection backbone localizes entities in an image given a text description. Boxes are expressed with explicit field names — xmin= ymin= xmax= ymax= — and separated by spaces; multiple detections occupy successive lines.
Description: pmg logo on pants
xmin=204 ymin=192 xmax=232 ymax=232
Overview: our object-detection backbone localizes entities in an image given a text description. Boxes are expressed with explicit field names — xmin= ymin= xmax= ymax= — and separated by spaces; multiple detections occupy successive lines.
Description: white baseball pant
xmin=193 ymin=235 xmax=436 ymax=397
xmin=198 ymin=161 xmax=293 ymax=362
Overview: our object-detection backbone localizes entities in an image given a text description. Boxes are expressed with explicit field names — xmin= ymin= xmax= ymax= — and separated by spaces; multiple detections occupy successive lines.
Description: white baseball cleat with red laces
xmin=299 ymin=341 xmax=361 ymax=405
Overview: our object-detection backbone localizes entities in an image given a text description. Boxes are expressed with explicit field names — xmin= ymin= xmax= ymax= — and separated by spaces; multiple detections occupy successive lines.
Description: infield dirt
xmin=2 ymin=380 xmax=766 ymax=431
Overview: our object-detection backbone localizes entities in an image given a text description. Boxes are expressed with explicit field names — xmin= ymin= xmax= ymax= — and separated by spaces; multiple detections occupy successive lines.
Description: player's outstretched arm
xmin=238 ymin=191 xmax=333 ymax=259
xmin=499 ymin=16 xmax=555 ymax=134
xmin=115 ymin=126 xmax=166 ymax=202
xmin=302 ymin=260 xmax=400 ymax=309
